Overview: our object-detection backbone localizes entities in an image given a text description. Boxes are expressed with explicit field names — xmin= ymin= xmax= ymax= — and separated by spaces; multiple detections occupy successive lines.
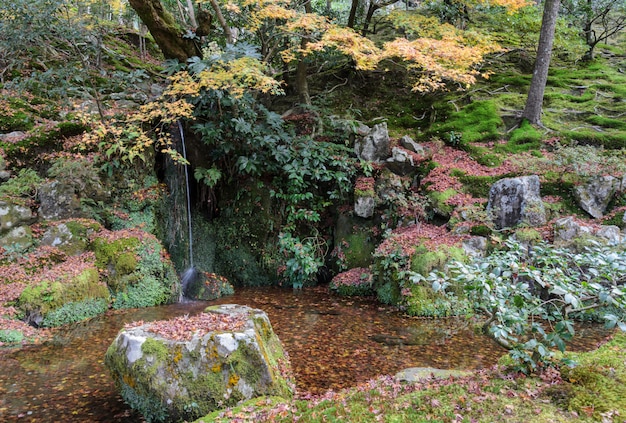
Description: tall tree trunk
xmin=521 ymin=0 xmax=561 ymax=125
xmin=127 ymin=0 xmax=199 ymax=61
xmin=296 ymin=0 xmax=312 ymax=105
xmin=348 ymin=0 xmax=359 ymax=28
xmin=208 ymin=0 xmax=234 ymax=44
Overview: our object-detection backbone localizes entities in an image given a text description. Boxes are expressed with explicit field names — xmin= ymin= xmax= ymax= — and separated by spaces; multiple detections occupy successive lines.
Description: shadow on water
xmin=0 ymin=286 xmax=613 ymax=422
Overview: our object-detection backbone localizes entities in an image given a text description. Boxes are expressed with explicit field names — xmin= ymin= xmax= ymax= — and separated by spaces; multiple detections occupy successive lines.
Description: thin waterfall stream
xmin=177 ymin=120 xmax=196 ymax=298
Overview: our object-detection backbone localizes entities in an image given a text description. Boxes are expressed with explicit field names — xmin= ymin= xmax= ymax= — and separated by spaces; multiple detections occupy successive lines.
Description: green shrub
xmin=0 ymin=168 xmax=43 ymax=199
xmin=42 ymin=298 xmax=108 ymax=327
xmin=0 ymin=329 xmax=24 ymax=344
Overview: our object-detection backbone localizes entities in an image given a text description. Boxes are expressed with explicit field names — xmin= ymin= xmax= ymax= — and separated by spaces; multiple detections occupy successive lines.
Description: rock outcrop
xmin=354 ymin=122 xmax=390 ymax=162
xmin=105 ymin=304 xmax=295 ymax=423
xmin=487 ymin=175 xmax=546 ymax=229
xmin=574 ymin=175 xmax=619 ymax=219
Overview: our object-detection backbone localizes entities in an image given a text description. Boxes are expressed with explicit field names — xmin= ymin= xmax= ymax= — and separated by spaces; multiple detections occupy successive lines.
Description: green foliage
xmin=0 ymin=168 xmax=43 ymax=199
xmin=47 ymin=156 xmax=103 ymax=196
xmin=429 ymin=239 xmax=626 ymax=372
xmin=0 ymin=328 xmax=24 ymax=344
xmin=18 ymin=267 xmax=107 ymax=316
xmin=41 ymin=297 xmax=108 ymax=327
xmin=278 ymin=233 xmax=325 ymax=289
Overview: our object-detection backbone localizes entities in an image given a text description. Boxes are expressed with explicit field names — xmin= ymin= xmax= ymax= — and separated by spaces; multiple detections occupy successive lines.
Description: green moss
xmin=503 ymin=119 xmax=543 ymax=151
xmin=141 ymin=338 xmax=169 ymax=362
xmin=18 ymin=267 xmax=107 ymax=316
xmin=514 ymin=227 xmax=542 ymax=244
xmin=429 ymin=100 xmax=503 ymax=144
xmin=553 ymin=332 xmax=626 ymax=419
xmin=470 ymin=225 xmax=492 ymax=236
xmin=586 ymin=115 xmax=626 ymax=130
xmin=410 ymin=245 xmax=465 ymax=276
xmin=456 ymin=173 xmax=507 ymax=198
xmin=404 ymin=284 xmax=468 ymax=317
xmin=427 ymin=188 xmax=457 ymax=217
xmin=115 ymin=252 xmax=138 ymax=274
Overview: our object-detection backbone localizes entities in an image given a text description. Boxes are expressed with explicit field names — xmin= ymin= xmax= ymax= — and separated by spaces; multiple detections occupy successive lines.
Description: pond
xmin=0 ymin=286 xmax=610 ymax=422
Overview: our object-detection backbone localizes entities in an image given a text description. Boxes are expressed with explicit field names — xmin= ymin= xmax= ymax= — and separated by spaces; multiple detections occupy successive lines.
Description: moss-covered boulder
xmin=16 ymin=254 xmax=110 ymax=327
xmin=40 ymin=219 xmax=103 ymax=256
xmin=105 ymin=304 xmax=295 ymax=423
xmin=0 ymin=200 xmax=36 ymax=234
xmin=92 ymin=228 xmax=180 ymax=309
xmin=373 ymin=223 xmax=469 ymax=316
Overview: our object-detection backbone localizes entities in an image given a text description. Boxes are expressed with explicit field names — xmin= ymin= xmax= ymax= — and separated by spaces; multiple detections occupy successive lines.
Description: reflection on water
xmin=0 ymin=286 xmax=611 ymax=422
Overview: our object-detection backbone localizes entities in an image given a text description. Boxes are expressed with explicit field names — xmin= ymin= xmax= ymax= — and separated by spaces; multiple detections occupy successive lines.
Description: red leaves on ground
xmin=127 ymin=312 xmax=248 ymax=342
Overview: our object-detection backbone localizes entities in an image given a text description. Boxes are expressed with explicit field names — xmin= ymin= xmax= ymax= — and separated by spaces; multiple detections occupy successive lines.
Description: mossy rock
xmin=333 ymin=214 xmax=378 ymax=270
xmin=40 ymin=219 xmax=103 ymax=256
xmin=92 ymin=229 xmax=180 ymax=308
xmin=104 ymin=305 xmax=295 ymax=423
xmin=427 ymin=188 xmax=458 ymax=218
xmin=410 ymin=245 xmax=466 ymax=276
xmin=185 ymin=272 xmax=235 ymax=301
xmin=17 ymin=265 xmax=109 ymax=324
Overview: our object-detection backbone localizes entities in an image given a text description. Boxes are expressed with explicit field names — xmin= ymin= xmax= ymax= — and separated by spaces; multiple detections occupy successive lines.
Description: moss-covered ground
xmin=195 ymin=332 xmax=626 ymax=423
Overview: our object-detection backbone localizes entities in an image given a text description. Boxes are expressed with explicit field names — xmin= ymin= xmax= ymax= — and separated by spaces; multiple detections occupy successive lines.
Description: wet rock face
xmin=104 ymin=304 xmax=295 ymax=423
xmin=487 ymin=175 xmax=546 ymax=230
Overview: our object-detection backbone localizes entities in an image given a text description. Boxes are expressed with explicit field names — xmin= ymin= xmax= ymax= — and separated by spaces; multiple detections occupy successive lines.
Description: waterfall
xmin=177 ymin=121 xmax=196 ymax=299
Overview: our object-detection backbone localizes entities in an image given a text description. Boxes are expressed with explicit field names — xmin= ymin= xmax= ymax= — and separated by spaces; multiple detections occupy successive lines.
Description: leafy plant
xmin=427 ymin=238 xmax=626 ymax=372
xmin=278 ymin=232 xmax=326 ymax=289
xmin=0 ymin=168 xmax=43 ymax=199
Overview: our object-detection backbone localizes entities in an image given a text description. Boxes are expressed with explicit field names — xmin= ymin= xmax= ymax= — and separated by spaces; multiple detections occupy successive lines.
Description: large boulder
xmin=354 ymin=122 xmax=390 ymax=162
xmin=574 ymin=175 xmax=619 ymax=219
xmin=487 ymin=175 xmax=546 ymax=229
xmin=0 ymin=200 xmax=36 ymax=234
xmin=105 ymin=305 xmax=295 ymax=423
xmin=38 ymin=180 xmax=82 ymax=220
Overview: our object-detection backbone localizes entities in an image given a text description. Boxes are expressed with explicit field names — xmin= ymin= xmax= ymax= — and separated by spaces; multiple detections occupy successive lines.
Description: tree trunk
xmin=127 ymin=0 xmax=199 ymax=61
xmin=296 ymin=0 xmax=313 ymax=105
xmin=208 ymin=0 xmax=234 ymax=44
xmin=521 ymin=0 xmax=561 ymax=125
xmin=348 ymin=0 xmax=359 ymax=28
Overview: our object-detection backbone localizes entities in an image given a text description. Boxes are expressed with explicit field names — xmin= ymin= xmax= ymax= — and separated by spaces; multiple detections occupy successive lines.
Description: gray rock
xmin=553 ymin=216 xmax=592 ymax=246
xmin=41 ymin=223 xmax=74 ymax=248
xmin=355 ymin=196 xmax=375 ymax=218
xmin=0 ymin=170 xmax=10 ymax=182
xmin=0 ymin=201 xmax=36 ymax=235
xmin=595 ymin=225 xmax=622 ymax=245
xmin=105 ymin=305 xmax=294 ymax=423
xmin=462 ymin=236 xmax=488 ymax=258
xmin=399 ymin=135 xmax=425 ymax=155
xmin=487 ymin=175 xmax=546 ymax=229
xmin=395 ymin=367 xmax=471 ymax=382
xmin=355 ymin=122 xmax=390 ymax=162
xmin=0 ymin=225 xmax=33 ymax=251
xmin=574 ymin=175 xmax=618 ymax=219
xmin=0 ymin=131 xmax=26 ymax=142
xmin=38 ymin=181 xmax=83 ymax=220
xmin=386 ymin=147 xmax=419 ymax=176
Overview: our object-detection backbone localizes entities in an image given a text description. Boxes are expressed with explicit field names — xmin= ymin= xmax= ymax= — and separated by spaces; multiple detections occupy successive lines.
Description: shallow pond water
xmin=0 ymin=286 xmax=611 ymax=422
